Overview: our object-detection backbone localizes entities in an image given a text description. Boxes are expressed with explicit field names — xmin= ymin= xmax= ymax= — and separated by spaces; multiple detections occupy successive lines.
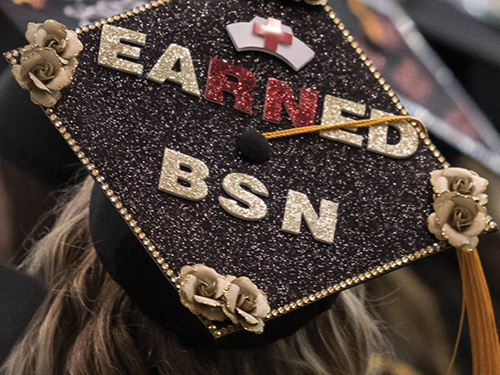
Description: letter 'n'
xmin=281 ymin=190 xmax=339 ymax=244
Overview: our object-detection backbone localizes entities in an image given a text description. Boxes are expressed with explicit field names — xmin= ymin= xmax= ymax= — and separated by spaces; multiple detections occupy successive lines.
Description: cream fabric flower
xmin=178 ymin=264 xmax=228 ymax=321
xmin=428 ymin=191 xmax=489 ymax=251
xmin=12 ymin=47 xmax=74 ymax=107
xmin=222 ymin=276 xmax=270 ymax=334
xmin=26 ymin=20 xmax=83 ymax=64
xmin=430 ymin=168 xmax=488 ymax=204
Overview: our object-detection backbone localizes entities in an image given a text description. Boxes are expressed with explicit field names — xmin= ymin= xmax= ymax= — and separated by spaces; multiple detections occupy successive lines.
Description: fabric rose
xmin=430 ymin=168 xmax=488 ymax=205
xmin=25 ymin=19 xmax=83 ymax=64
xmin=222 ymin=276 xmax=270 ymax=334
xmin=178 ymin=264 xmax=228 ymax=321
xmin=12 ymin=47 xmax=74 ymax=107
xmin=428 ymin=191 xmax=489 ymax=251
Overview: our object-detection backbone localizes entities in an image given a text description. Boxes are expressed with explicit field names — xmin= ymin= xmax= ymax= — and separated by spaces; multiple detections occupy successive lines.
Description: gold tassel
xmin=456 ymin=247 xmax=500 ymax=374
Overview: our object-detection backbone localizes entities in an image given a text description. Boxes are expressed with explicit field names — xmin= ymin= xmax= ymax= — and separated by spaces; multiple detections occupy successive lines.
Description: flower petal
xmin=236 ymin=307 xmax=260 ymax=325
xmin=240 ymin=318 xmax=265 ymax=334
xmin=12 ymin=65 xmax=29 ymax=90
xmin=224 ymin=283 xmax=240 ymax=314
xmin=194 ymin=264 xmax=221 ymax=280
xmin=462 ymin=212 xmax=487 ymax=237
xmin=461 ymin=236 xmax=479 ymax=251
xmin=233 ymin=277 xmax=260 ymax=295
xmin=180 ymin=274 xmax=197 ymax=302
xmin=29 ymin=72 xmax=51 ymax=92
xmin=66 ymin=58 xmax=78 ymax=71
xmin=442 ymin=168 xmax=473 ymax=180
xmin=196 ymin=305 xmax=226 ymax=321
xmin=193 ymin=295 xmax=222 ymax=307
xmin=34 ymin=28 xmax=49 ymax=47
xmin=427 ymin=213 xmax=444 ymax=239
xmin=214 ymin=276 xmax=228 ymax=299
xmin=25 ymin=22 xmax=40 ymax=44
xmin=180 ymin=265 xmax=195 ymax=278
xmin=45 ymin=67 xmax=72 ymax=91
xmin=37 ymin=47 xmax=62 ymax=68
xmin=29 ymin=88 xmax=60 ymax=107
xmin=252 ymin=294 xmax=271 ymax=318
xmin=430 ymin=170 xmax=446 ymax=193
xmin=470 ymin=175 xmax=488 ymax=196
xmin=222 ymin=304 xmax=240 ymax=324
xmin=435 ymin=199 xmax=455 ymax=226
xmin=476 ymin=194 xmax=488 ymax=206
xmin=61 ymin=30 xmax=83 ymax=59
xmin=442 ymin=223 xmax=470 ymax=249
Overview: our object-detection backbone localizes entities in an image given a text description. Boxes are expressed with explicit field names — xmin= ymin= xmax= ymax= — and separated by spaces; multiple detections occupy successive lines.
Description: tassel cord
xmin=456 ymin=248 xmax=500 ymax=375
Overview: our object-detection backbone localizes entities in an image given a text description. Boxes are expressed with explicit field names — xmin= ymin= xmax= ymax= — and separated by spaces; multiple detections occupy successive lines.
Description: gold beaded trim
xmin=323 ymin=5 xmax=449 ymax=167
xmin=4 ymin=0 xmax=495 ymax=339
xmin=40 ymin=108 xmax=179 ymax=288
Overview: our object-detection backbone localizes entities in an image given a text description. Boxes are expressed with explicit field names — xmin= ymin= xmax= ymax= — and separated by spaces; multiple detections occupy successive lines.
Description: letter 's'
xmin=219 ymin=173 xmax=268 ymax=221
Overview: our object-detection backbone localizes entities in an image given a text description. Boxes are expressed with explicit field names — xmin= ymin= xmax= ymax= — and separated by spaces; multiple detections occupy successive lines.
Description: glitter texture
xmin=219 ymin=173 xmax=269 ymax=221
xmin=320 ymin=95 xmax=366 ymax=147
xmin=205 ymin=57 xmax=255 ymax=114
xmin=368 ymin=109 xmax=419 ymax=158
xmin=320 ymin=95 xmax=419 ymax=158
xmin=97 ymin=24 xmax=146 ymax=76
xmin=147 ymin=44 xmax=200 ymax=96
xmin=158 ymin=148 xmax=209 ymax=201
xmin=264 ymin=77 xmax=318 ymax=127
xmin=51 ymin=0 xmax=442 ymax=311
xmin=281 ymin=190 xmax=339 ymax=244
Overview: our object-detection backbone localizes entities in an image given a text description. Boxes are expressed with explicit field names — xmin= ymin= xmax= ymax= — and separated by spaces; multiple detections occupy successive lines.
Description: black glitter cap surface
xmin=5 ymin=0 xmax=461 ymax=342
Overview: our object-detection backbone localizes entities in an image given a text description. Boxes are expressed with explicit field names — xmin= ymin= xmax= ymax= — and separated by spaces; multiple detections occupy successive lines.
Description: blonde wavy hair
xmin=2 ymin=177 xmax=390 ymax=375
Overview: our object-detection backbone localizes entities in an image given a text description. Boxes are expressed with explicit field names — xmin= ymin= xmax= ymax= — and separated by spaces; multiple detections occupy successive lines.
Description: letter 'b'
xmin=158 ymin=148 xmax=209 ymax=201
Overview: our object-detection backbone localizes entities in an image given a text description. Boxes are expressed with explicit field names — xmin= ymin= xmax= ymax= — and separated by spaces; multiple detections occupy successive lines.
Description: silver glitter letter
xmin=147 ymin=44 xmax=200 ymax=97
xmin=98 ymin=24 xmax=146 ymax=76
xmin=367 ymin=109 xmax=419 ymax=158
xmin=218 ymin=173 xmax=268 ymax=221
xmin=281 ymin=190 xmax=339 ymax=244
xmin=158 ymin=148 xmax=209 ymax=201
xmin=319 ymin=95 xmax=365 ymax=148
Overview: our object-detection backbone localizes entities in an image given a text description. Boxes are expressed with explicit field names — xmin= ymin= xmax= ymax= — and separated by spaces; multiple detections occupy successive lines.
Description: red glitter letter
xmin=205 ymin=58 xmax=255 ymax=114
xmin=263 ymin=78 xmax=319 ymax=127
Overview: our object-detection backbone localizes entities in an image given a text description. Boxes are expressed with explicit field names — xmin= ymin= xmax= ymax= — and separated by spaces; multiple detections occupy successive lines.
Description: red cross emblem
xmin=252 ymin=18 xmax=293 ymax=52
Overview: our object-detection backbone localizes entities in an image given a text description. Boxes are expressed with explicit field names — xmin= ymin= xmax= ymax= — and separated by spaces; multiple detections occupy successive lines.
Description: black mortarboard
xmin=5 ymin=0 xmax=500 ymax=367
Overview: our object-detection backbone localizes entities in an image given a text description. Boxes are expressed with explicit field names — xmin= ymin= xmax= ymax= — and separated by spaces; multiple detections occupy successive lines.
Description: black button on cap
xmin=237 ymin=129 xmax=271 ymax=163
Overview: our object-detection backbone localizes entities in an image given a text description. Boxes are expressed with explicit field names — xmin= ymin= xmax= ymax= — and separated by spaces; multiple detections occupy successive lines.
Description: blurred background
xmin=0 ymin=0 xmax=500 ymax=374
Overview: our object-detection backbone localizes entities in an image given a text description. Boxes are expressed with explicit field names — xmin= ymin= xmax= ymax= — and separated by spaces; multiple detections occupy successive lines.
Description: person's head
xmin=2 ymin=177 xmax=389 ymax=375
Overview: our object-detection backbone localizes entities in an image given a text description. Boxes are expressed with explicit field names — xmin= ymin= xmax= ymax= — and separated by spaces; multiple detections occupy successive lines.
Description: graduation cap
xmin=5 ymin=0 xmax=500 ymax=370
